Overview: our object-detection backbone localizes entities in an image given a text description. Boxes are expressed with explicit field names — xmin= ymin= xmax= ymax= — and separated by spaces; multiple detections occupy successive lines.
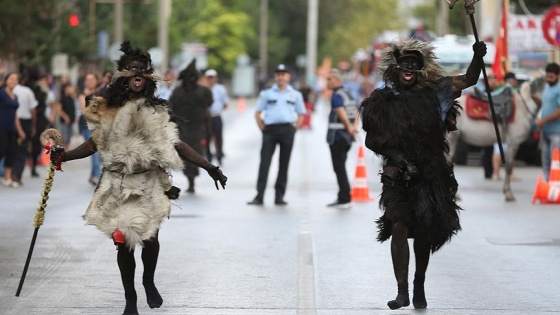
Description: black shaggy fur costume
xmin=361 ymin=86 xmax=461 ymax=253
xmin=168 ymin=60 xmax=213 ymax=191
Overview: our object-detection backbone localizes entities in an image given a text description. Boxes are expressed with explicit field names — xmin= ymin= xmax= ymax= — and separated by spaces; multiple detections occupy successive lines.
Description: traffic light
xmin=69 ymin=14 xmax=80 ymax=27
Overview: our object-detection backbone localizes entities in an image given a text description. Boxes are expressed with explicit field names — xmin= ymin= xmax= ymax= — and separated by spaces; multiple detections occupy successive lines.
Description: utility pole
xmin=158 ymin=0 xmax=171 ymax=74
xmin=437 ymin=0 xmax=449 ymax=36
xmin=114 ymin=0 xmax=124 ymax=44
xmin=89 ymin=0 xmax=96 ymax=44
xmin=306 ymin=0 xmax=318 ymax=85
xmin=259 ymin=0 xmax=268 ymax=84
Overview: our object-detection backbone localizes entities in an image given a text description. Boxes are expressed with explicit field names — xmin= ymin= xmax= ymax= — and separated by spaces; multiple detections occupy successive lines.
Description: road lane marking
xmin=296 ymin=130 xmax=317 ymax=315
xmin=297 ymin=231 xmax=317 ymax=315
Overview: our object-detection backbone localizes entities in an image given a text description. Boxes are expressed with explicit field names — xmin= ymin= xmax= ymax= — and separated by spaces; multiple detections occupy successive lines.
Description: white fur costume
xmin=83 ymin=97 xmax=184 ymax=249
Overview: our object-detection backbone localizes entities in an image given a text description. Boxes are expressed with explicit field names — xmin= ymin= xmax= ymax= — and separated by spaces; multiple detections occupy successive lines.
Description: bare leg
xmin=142 ymin=232 xmax=163 ymax=308
xmin=117 ymin=245 xmax=138 ymax=315
xmin=492 ymin=152 xmax=501 ymax=179
xmin=413 ymin=234 xmax=431 ymax=309
xmin=387 ymin=222 xmax=410 ymax=310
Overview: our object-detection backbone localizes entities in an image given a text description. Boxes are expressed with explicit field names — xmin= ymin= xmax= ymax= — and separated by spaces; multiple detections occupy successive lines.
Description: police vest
xmin=327 ymin=88 xmax=357 ymax=144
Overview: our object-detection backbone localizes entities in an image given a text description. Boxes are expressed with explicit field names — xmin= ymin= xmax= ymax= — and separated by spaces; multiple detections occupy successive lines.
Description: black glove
xmin=384 ymin=149 xmax=409 ymax=171
xmin=49 ymin=147 xmax=66 ymax=165
xmin=207 ymin=166 xmax=227 ymax=190
xmin=472 ymin=41 xmax=487 ymax=58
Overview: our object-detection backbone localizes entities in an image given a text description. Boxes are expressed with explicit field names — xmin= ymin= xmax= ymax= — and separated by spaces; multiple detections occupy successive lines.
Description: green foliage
xmin=448 ymin=2 xmax=468 ymax=35
xmin=411 ymin=0 xmax=467 ymax=36
xmin=1 ymin=0 xmax=446 ymax=77
xmin=320 ymin=0 xmax=401 ymax=63
xmin=169 ymin=0 xmax=254 ymax=74
xmin=412 ymin=3 xmax=437 ymax=32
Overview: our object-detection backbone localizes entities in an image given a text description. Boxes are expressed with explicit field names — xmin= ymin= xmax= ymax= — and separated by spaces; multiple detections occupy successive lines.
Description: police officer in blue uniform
xmin=248 ymin=64 xmax=306 ymax=205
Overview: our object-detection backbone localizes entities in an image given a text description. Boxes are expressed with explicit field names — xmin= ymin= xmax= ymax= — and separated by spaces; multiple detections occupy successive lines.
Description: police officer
xmin=326 ymin=68 xmax=359 ymax=208
xmin=248 ymin=64 xmax=306 ymax=206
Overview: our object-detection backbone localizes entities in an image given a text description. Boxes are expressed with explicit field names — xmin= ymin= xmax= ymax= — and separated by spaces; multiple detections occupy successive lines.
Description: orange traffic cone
xmin=351 ymin=145 xmax=374 ymax=202
xmin=237 ymin=96 xmax=246 ymax=113
xmin=39 ymin=150 xmax=50 ymax=166
xmin=548 ymin=147 xmax=560 ymax=186
xmin=532 ymin=175 xmax=560 ymax=204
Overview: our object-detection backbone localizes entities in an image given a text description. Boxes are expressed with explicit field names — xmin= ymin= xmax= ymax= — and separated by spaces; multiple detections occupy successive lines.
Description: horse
xmin=447 ymin=77 xmax=546 ymax=201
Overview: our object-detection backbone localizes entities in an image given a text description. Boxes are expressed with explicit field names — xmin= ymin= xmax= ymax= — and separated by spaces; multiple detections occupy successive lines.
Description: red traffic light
xmin=69 ymin=14 xmax=80 ymax=27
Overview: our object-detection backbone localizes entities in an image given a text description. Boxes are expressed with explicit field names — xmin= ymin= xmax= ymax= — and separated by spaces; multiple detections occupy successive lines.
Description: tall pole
xmin=89 ymin=0 xmax=96 ymax=45
xmin=306 ymin=0 xmax=318 ymax=85
xmin=437 ymin=0 xmax=449 ymax=36
xmin=259 ymin=0 xmax=268 ymax=84
xmin=158 ymin=0 xmax=171 ymax=74
xmin=114 ymin=0 xmax=124 ymax=44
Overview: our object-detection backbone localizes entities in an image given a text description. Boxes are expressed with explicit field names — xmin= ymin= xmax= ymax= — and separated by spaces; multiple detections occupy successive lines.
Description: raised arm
xmin=451 ymin=41 xmax=487 ymax=93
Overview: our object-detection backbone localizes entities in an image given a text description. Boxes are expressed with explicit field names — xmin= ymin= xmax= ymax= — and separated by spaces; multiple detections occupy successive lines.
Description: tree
xmin=0 ymin=1 xmax=61 ymax=71
xmin=169 ymin=0 xmax=254 ymax=74
xmin=320 ymin=0 xmax=401 ymax=63
xmin=412 ymin=0 xmax=467 ymax=37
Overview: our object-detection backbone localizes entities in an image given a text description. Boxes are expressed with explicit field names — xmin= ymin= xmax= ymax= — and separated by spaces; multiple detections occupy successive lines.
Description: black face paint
xmin=124 ymin=60 xmax=153 ymax=76
xmin=397 ymin=55 xmax=422 ymax=72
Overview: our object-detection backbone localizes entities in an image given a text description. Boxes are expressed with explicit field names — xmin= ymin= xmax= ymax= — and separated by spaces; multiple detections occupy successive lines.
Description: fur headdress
xmin=178 ymin=59 xmax=199 ymax=91
xmin=116 ymin=41 xmax=153 ymax=72
xmin=104 ymin=41 xmax=163 ymax=107
xmin=379 ymin=39 xmax=446 ymax=89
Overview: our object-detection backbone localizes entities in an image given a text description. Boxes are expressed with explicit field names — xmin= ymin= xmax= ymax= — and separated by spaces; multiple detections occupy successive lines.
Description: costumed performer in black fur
xmin=50 ymin=41 xmax=227 ymax=315
xmin=360 ymin=39 xmax=486 ymax=309
xmin=168 ymin=59 xmax=213 ymax=194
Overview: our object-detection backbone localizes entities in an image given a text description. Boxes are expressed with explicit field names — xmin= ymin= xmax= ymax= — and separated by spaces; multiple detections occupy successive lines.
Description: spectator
xmin=409 ymin=24 xmax=433 ymax=42
xmin=78 ymin=72 xmax=102 ymax=186
xmin=204 ymin=69 xmax=229 ymax=165
xmin=534 ymin=63 xmax=560 ymax=181
xmin=97 ymin=70 xmax=113 ymax=96
xmin=157 ymin=70 xmax=176 ymax=101
xmin=12 ymin=75 xmax=38 ymax=186
xmin=479 ymin=72 xmax=502 ymax=179
xmin=0 ymin=73 xmax=20 ymax=187
xmin=58 ymin=83 xmax=77 ymax=149
xmin=29 ymin=73 xmax=52 ymax=177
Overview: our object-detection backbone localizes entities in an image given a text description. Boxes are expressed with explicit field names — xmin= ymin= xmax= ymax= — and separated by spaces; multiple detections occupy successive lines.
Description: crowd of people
xmin=0 ymin=58 xmax=233 ymax=191
xmin=0 ymin=67 xmax=114 ymax=188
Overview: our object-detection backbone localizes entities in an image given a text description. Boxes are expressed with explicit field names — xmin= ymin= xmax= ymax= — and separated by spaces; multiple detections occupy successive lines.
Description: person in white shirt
xmin=12 ymin=81 xmax=38 ymax=186
xmin=204 ymin=69 xmax=229 ymax=165
xmin=157 ymin=70 xmax=176 ymax=101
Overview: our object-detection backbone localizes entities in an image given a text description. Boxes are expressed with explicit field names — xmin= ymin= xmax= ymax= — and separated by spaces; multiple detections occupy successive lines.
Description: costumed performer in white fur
xmin=360 ymin=39 xmax=486 ymax=310
xmin=50 ymin=41 xmax=228 ymax=315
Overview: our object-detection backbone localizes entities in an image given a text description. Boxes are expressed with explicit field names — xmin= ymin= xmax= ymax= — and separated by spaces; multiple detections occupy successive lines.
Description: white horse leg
xmin=447 ymin=130 xmax=460 ymax=162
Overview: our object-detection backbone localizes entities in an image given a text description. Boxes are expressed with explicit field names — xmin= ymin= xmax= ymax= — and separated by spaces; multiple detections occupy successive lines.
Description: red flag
xmin=492 ymin=0 xmax=508 ymax=81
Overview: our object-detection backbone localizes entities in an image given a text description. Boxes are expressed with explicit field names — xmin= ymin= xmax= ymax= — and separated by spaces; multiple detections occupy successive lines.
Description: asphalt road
xmin=1 ymin=98 xmax=559 ymax=315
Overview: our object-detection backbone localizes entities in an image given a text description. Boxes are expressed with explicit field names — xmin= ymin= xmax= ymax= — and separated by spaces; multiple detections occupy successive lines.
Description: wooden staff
xmin=16 ymin=129 xmax=63 ymax=297
xmin=447 ymin=0 xmax=505 ymax=163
